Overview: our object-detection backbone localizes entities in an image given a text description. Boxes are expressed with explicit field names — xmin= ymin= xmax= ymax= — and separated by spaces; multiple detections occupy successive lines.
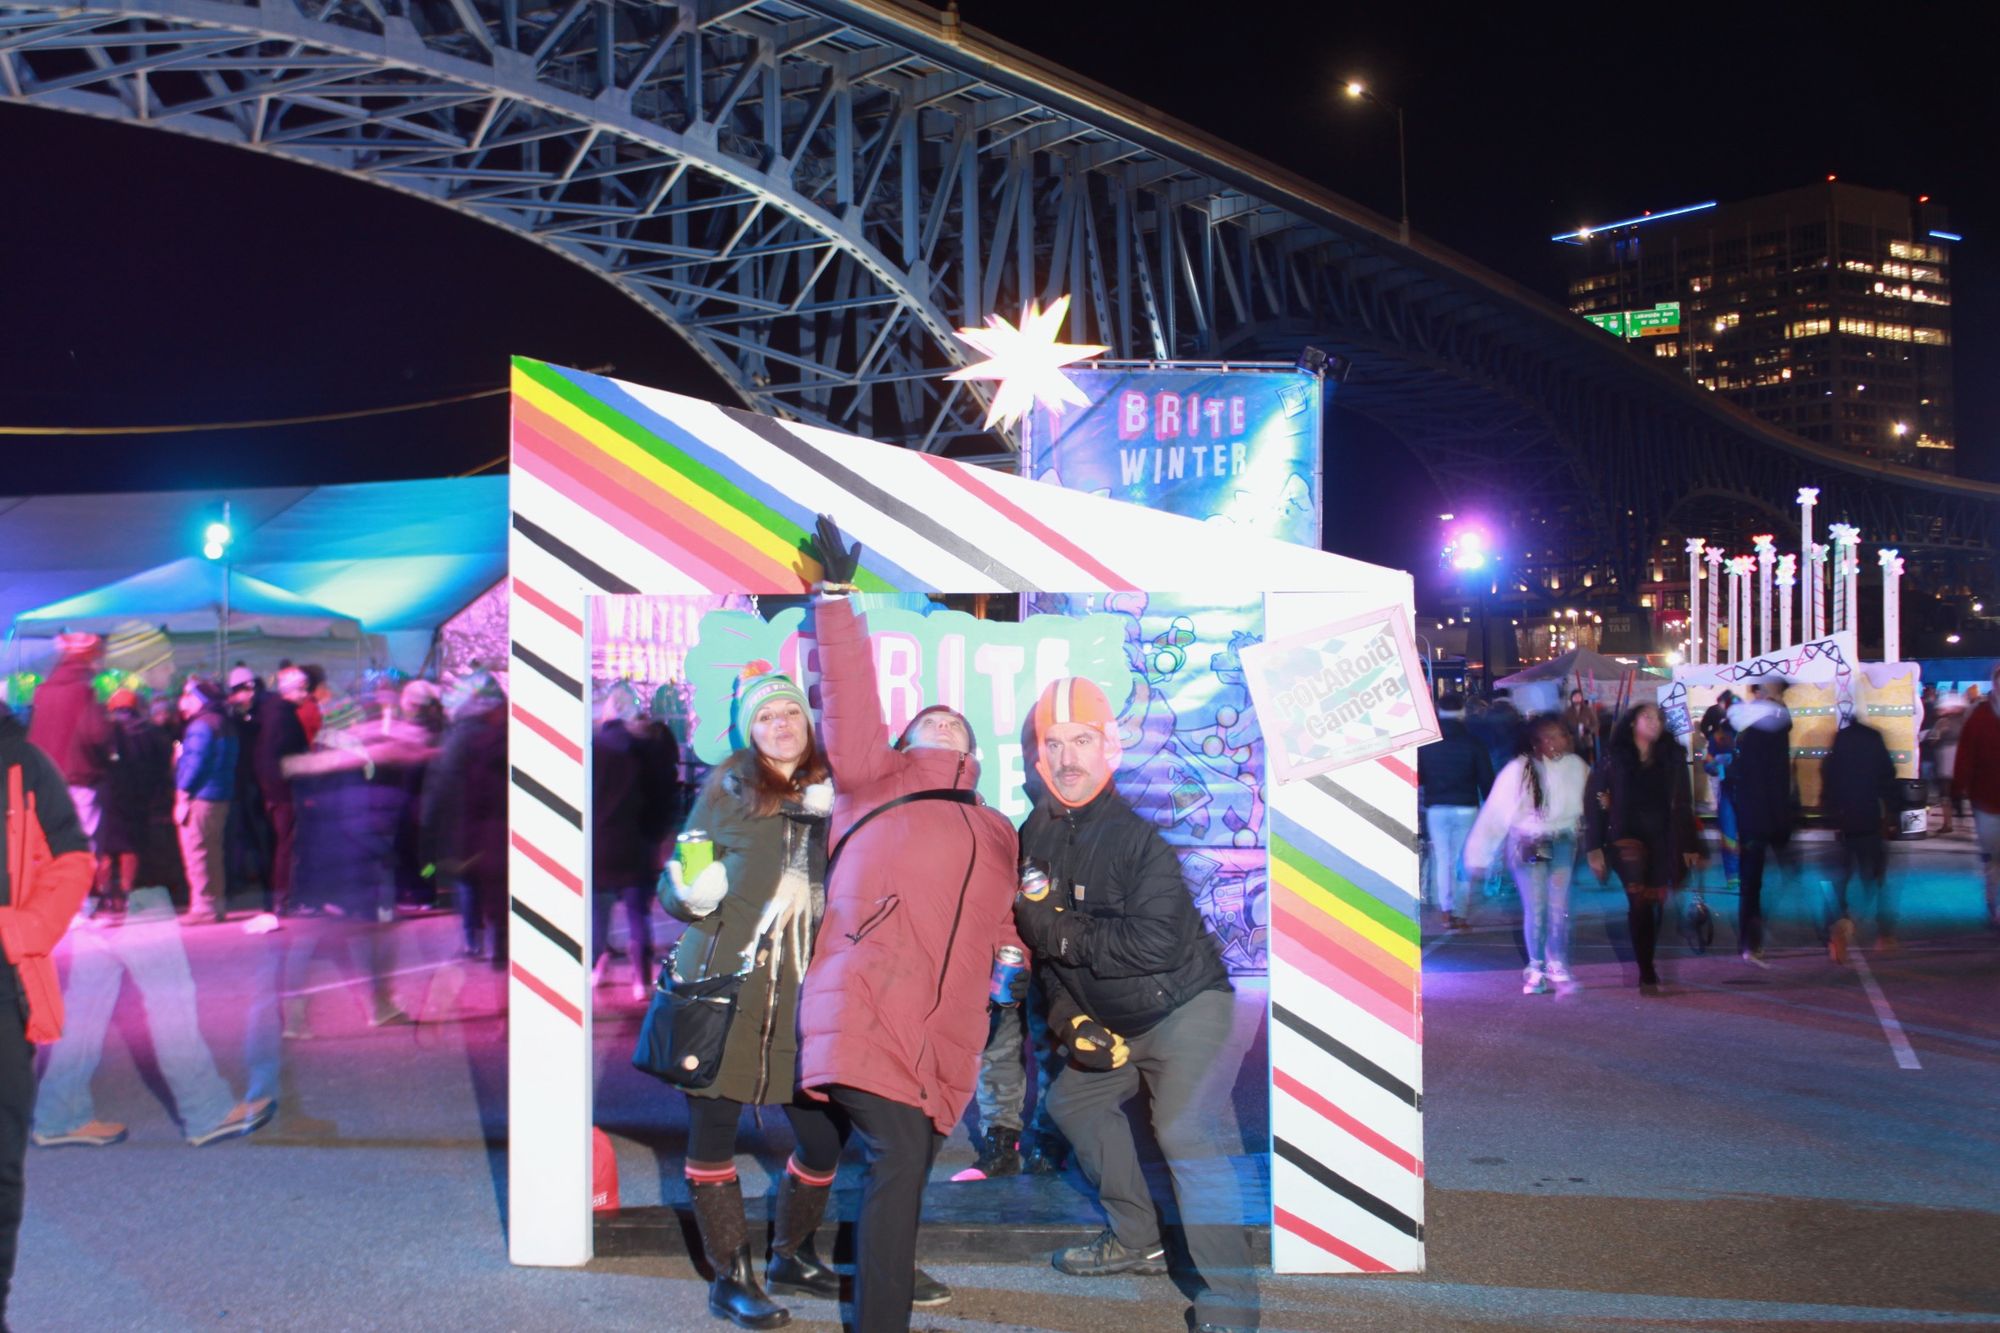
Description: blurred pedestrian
xmin=423 ymin=672 xmax=509 ymax=962
xmin=593 ymin=683 xmax=674 ymax=1002
xmin=252 ymin=671 xmax=309 ymax=927
xmin=95 ymin=689 xmax=176 ymax=914
xmin=1 ymin=693 xmax=94 ymax=1327
xmin=796 ymin=518 xmax=1018 ymax=1331
xmin=1563 ymin=688 xmax=1599 ymax=764
xmin=1725 ymin=684 xmax=1795 ymax=965
xmin=657 ymin=669 xmax=837 ymax=1329
xmin=175 ymin=676 xmax=237 ymax=923
xmin=1935 ymin=697 xmax=1968 ymax=834
xmin=1418 ymin=692 xmax=1493 ymax=930
xmin=26 ymin=632 xmax=111 ymax=848
xmin=1822 ymin=714 xmax=1899 ymax=959
xmin=1949 ymin=664 xmax=2000 ymax=929
xmin=1701 ymin=719 xmax=1742 ymax=893
xmin=1584 ymin=703 xmax=1700 ymax=992
xmin=224 ymin=666 xmax=273 ymax=907
xmin=1467 ymin=715 xmax=1588 ymax=994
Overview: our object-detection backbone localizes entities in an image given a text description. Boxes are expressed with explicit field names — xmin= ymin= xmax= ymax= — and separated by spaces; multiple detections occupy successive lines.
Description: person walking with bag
xmin=655 ymin=669 xmax=837 ymax=1330
xmin=1584 ymin=703 xmax=1700 ymax=992
xmin=1466 ymin=715 xmax=1588 ymax=995
xmin=795 ymin=516 xmax=1021 ymax=1333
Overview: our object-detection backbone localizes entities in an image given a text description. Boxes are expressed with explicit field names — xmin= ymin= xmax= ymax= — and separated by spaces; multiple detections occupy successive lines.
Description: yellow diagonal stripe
xmin=1272 ymin=858 xmax=1421 ymax=968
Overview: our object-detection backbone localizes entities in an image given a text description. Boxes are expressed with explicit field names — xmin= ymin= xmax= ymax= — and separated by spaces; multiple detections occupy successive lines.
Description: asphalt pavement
xmin=9 ymin=829 xmax=1998 ymax=1331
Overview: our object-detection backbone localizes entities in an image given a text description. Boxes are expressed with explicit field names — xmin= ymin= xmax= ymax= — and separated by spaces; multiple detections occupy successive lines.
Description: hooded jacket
xmin=1822 ymin=720 xmax=1898 ymax=834
xmin=795 ymin=596 xmax=1022 ymax=1134
xmin=27 ymin=654 xmax=111 ymax=788
xmin=1018 ymin=783 xmax=1229 ymax=1039
xmin=0 ymin=702 xmax=93 ymax=1042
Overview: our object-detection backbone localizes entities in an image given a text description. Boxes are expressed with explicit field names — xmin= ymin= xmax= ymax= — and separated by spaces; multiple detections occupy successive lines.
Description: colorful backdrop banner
xmin=1241 ymin=606 xmax=1440 ymax=781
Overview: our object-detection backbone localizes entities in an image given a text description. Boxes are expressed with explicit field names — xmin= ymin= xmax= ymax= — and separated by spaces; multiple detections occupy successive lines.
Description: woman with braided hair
xmin=1467 ymin=714 xmax=1589 ymax=994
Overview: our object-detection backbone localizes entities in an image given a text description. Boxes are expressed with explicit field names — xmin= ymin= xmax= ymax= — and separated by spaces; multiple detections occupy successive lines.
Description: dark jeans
xmin=1833 ymin=830 xmax=1892 ymax=934
xmin=265 ymin=800 xmax=296 ymax=913
xmin=827 ymin=1085 xmax=940 ymax=1333
xmin=460 ymin=866 xmax=507 ymax=962
xmin=1 ymin=973 xmax=36 ymax=1324
xmin=1738 ymin=835 xmax=1784 ymax=954
xmin=683 ymin=1091 xmax=844 ymax=1175
xmin=1625 ymin=894 xmax=1663 ymax=982
xmin=975 ymin=989 xmax=1063 ymax=1142
xmin=1046 ymin=988 xmax=1259 ymax=1327
xmin=592 ymin=884 xmax=654 ymax=972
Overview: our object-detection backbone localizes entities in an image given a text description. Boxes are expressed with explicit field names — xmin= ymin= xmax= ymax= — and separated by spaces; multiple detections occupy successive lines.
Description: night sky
xmin=2 ymin=2 xmax=1993 ymax=575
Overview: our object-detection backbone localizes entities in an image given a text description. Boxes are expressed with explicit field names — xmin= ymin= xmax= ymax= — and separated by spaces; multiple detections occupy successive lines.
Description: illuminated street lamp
xmin=1343 ymin=80 xmax=1409 ymax=246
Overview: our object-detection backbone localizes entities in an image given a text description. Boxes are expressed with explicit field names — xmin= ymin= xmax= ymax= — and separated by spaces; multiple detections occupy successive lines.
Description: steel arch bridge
xmin=5 ymin=0 xmax=1996 ymax=585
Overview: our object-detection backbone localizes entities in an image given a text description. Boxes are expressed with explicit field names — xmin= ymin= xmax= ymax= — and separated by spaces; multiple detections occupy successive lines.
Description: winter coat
xmin=27 ymin=656 xmax=111 ymax=787
xmin=593 ymin=721 xmax=681 ymax=890
xmin=1822 ymin=721 xmax=1898 ymax=835
xmin=287 ymin=722 xmax=436 ymax=913
xmin=1951 ymin=698 xmax=2000 ymax=815
xmin=176 ymin=708 xmax=238 ymax=800
xmin=1418 ymin=716 xmax=1493 ymax=809
xmin=0 ymin=702 xmax=93 ymax=1043
xmin=1582 ymin=736 xmax=1700 ymax=885
xmin=253 ymin=693 xmax=308 ymax=806
xmin=1018 ymin=785 xmax=1229 ymax=1039
xmin=665 ymin=757 xmax=827 ymax=1105
xmin=1724 ymin=704 xmax=1794 ymax=844
xmin=97 ymin=710 xmax=178 ymax=880
xmin=795 ymin=596 xmax=1022 ymax=1135
xmin=1464 ymin=751 xmax=1589 ymax=873
xmin=421 ymin=705 xmax=509 ymax=878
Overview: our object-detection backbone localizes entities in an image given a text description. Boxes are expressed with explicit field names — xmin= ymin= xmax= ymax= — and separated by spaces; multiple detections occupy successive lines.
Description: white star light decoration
xmin=946 ymin=295 xmax=1107 ymax=430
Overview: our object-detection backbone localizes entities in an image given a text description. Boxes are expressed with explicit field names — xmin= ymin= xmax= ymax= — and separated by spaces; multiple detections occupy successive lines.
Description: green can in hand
xmin=675 ymin=829 xmax=715 ymax=881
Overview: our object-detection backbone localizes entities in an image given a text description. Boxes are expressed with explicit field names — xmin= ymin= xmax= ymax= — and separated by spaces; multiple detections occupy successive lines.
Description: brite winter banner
xmin=1242 ymin=606 xmax=1439 ymax=781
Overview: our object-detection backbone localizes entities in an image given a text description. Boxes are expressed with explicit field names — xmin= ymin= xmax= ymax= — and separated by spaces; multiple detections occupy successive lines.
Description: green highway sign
xmin=1584 ymin=301 xmax=1682 ymax=339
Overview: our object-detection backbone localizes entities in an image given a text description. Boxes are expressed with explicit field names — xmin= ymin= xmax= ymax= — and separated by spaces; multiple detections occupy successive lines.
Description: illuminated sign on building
xmin=1584 ymin=301 xmax=1683 ymax=339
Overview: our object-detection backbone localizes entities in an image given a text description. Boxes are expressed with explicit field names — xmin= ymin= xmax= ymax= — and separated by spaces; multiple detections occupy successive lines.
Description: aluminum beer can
xmin=675 ymin=829 xmax=715 ymax=880
xmin=990 ymin=944 xmax=1028 ymax=1004
xmin=1018 ymin=863 xmax=1051 ymax=902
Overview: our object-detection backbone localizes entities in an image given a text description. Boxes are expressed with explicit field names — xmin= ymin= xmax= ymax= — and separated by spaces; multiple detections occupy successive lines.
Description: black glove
xmin=1066 ymin=1014 xmax=1129 ymax=1071
xmin=813 ymin=513 xmax=862 ymax=587
xmin=1013 ymin=892 xmax=1086 ymax=964
xmin=1003 ymin=967 xmax=1030 ymax=1004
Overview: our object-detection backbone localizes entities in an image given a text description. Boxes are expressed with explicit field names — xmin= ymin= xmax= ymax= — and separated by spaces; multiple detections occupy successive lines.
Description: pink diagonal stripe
xmin=918 ymin=453 xmax=1138 ymax=590
xmin=1377 ymin=755 xmax=1419 ymax=787
xmin=510 ymin=960 xmax=583 ymax=1027
xmin=1273 ymin=912 xmax=1421 ymax=1040
xmin=512 ymin=576 xmax=583 ymax=635
xmin=511 ymin=830 xmax=584 ymax=896
xmin=1273 ymin=1068 xmax=1423 ymax=1176
xmin=513 ymin=702 xmax=583 ymax=764
xmin=1273 ymin=1206 xmax=1394 ymax=1273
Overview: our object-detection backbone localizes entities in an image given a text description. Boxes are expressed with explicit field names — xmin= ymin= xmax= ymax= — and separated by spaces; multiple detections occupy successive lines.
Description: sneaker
xmin=1741 ymin=950 xmax=1771 ymax=969
xmin=32 ymin=1119 xmax=127 ymax=1148
xmin=1828 ymin=918 xmax=1854 ymax=963
xmin=1545 ymin=962 xmax=1575 ymax=989
xmin=911 ymin=1268 xmax=952 ymax=1308
xmin=1522 ymin=967 xmax=1550 ymax=995
xmin=243 ymin=912 xmax=283 ymax=936
xmin=189 ymin=1099 xmax=275 ymax=1147
xmin=1053 ymin=1229 xmax=1168 ymax=1277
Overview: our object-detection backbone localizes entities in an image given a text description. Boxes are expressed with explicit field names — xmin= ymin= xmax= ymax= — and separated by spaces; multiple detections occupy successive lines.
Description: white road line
xmin=1851 ymin=953 xmax=1922 ymax=1070
xmin=1422 ymin=932 xmax=1455 ymax=961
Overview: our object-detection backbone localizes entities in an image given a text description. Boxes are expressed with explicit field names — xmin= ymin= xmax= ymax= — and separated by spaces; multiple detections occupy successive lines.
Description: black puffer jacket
xmin=1020 ymin=785 xmax=1229 ymax=1038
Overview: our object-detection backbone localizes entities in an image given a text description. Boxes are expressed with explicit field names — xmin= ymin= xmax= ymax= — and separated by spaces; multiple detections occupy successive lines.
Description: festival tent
xmin=1493 ymin=646 xmax=1665 ymax=714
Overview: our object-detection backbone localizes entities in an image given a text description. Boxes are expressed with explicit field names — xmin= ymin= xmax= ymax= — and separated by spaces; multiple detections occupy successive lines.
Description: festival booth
xmin=1493 ymin=647 xmax=1665 ymax=717
xmin=8 ymin=556 xmax=367 ymax=690
xmin=504 ymin=358 xmax=1433 ymax=1278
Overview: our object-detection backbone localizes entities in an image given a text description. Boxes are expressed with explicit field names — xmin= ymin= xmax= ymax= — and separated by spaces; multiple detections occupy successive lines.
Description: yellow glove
xmin=1068 ymin=1014 xmax=1130 ymax=1071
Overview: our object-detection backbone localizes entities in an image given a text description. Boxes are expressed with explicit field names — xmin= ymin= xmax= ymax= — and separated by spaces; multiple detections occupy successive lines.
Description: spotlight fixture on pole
xmin=1342 ymin=79 xmax=1410 ymax=246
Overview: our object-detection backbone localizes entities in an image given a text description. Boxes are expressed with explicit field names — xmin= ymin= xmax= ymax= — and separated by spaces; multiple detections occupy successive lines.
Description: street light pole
xmin=1345 ymin=80 xmax=1409 ymax=246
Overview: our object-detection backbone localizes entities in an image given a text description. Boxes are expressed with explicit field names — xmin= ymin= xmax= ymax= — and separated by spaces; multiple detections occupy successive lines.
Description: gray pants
xmin=1046 ymin=987 xmax=1259 ymax=1325
xmin=974 ymin=991 xmax=1063 ymax=1141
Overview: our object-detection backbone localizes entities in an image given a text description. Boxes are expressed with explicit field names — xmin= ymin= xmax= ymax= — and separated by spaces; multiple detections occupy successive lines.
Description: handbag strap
xmin=826 ymin=787 xmax=977 ymax=879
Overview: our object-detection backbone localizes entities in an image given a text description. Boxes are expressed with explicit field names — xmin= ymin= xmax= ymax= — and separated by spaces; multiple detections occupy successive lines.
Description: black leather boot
xmin=766 ymin=1172 xmax=839 ymax=1300
xmin=689 ymin=1179 xmax=790 ymax=1329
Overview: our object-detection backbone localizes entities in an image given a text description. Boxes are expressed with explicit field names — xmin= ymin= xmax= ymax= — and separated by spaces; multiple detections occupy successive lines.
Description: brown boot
xmin=766 ymin=1171 xmax=838 ymax=1300
xmin=689 ymin=1177 xmax=789 ymax=1329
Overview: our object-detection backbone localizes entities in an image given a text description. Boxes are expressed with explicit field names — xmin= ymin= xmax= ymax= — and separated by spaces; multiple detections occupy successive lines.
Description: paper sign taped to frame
xmin=1241 ymin=605 xmax=1440 ymax=782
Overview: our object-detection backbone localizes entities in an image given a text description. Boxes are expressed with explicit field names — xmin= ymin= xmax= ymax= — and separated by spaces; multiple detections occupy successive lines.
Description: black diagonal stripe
xmin=511 ymin=638 xmax=583 ymax=699
xmin=512 ymin=510 xmax=638 ymax=593
xmin=1273 ymin=1003 xmax=1418 ymax=1108
xmin=1274 ymin=1136 xmax=1422 ymax=1240
xmin=1309 ymin=774 xmax=1416 ymax=846
xmin=723 ymin=406 xmax=1037 ymax=592
xmin=510 ymin=896 xmax=583 ymax=962
xmin=511 ymin=765 xmax=583 ymax=829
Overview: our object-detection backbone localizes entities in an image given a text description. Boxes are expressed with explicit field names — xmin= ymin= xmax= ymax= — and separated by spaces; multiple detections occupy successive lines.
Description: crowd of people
xmin=1419 ymin=670 xmax=1937 ymax=995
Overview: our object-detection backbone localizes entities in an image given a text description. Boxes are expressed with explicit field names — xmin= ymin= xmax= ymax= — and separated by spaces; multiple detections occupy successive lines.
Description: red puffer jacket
xmin=796 ymin=596 xmax=1021 ymax=1133
xmin=2 ymin=705 xmax=94 ymax=1043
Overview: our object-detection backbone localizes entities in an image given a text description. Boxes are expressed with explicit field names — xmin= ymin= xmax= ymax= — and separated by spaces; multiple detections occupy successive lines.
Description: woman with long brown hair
xmin=660 ymin=669 xmax=837 ymax=1329
xmin=1584 ymin=702 xmax=1701 ymax=992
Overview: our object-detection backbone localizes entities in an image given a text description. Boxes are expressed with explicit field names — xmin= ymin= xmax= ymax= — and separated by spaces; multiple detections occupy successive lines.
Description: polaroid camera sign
xmin=685 ymin=604 xmax=1132 ymax=818
xmin=1242 ymin=606 xmax=1439 ymax=780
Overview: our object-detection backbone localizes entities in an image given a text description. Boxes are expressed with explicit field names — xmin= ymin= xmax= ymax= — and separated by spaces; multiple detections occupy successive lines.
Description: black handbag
xmin=632 ymin=926 xmax=767 ymax=1089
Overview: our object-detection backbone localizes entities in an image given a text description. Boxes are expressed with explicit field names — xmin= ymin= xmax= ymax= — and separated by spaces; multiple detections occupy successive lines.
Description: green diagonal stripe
xmin=1271 ymin=834 xmax=1420 ymax=945
xmin=515 ymin=357 xmax=894 ymax=593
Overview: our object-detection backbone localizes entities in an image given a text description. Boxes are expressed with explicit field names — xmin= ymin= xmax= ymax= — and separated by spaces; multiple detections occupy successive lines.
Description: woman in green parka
xmin=662 ymin=670 xmax=840 ymax=1330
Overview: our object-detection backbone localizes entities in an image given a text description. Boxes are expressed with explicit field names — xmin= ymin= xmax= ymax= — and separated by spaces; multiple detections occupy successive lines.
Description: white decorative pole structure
xmin=1809 ymin=543 xmax=1829 ymax=640
xmin=1753 ymin=534 xmax=1776 ymax=656
xmin=1729 ymin=555 xmax=1754 ymax=662
xmin=1705 ymin=545 xmax=1724 ymax=664
xmin=1845 ymin=541 xmax=1863 ymax=640
xmin=1828 ymin=523 xmax=1861 ymax=634
xmin=1686 ymin=538 xmax=1706 ymax=664
xmin=1777 ymin=553 xmax=1797 ymax=652
xmin=1879 ymin=547 xmax=1904 ymax=662
xmin=1797 ymin=487 xmax=1819 ymax=646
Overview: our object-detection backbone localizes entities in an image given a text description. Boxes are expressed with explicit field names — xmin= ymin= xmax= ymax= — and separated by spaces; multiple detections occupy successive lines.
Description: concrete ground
xmin=9 ymin=830 xmax=1999 ymax=1331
